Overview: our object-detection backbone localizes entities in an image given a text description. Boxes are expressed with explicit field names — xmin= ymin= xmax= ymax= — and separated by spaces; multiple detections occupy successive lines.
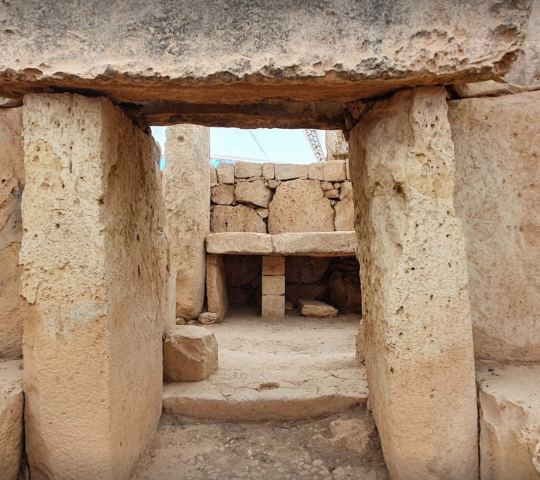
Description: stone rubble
xmin=299 ymin=299 xmax=339 ymax=318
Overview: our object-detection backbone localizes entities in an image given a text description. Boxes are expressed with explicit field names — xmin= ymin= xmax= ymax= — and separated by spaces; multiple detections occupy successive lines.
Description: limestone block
xmin=308 ymin=163 xmax=324 ymax=180
xmin=209 ymin=166 xmax=218 ymax=186
xmin=349 ymin=87 xmax=478 ymax=480
xmin=321 ymin=181 xmax=333 ymax=191
xmin=207 ymin=254 xmax=229 ymax=319
xmin=274 ymin=164 xmax=308 ymax=181
xmin=224 ymin=255 xmax=261 ymax=287
xmin=335 ymin=181 xmax=355 ymax=231
xmin=235 ymin=179 xmax=272 ymax=208
xmin=324 ymin=161 xmax=347 ymax=182
xmin=268 ymin=180 xmax=334 ymax=234
xmin=164 ymin=124 xmax=210 ymax=320
xmin=0 ymin=360 xmax=23 ymax=480
xmin=477 ymin=363 xmax=540 ymax=480
xmin=211 ymin=205 xmax=267 ymax=233
xmin=285 ymin=256 xmax=332 ymax=284
xmin=163 ymin=326 xmax=218 ymax=382
xmin=206 ymin=232 xmax=273 ymax=255
xmin=324 ymin=189 xmax=339 ymax=199
xmin=268 ymin=180 xmax=281 ymax=189
xmin=503 ymin=0 xmax=540 ymax=90
xmin=326 ymin=131 xmax=349 ymax=161
xmin=0 ymin=108 xmax=26 ymax=360
xmin=271 ymin=232 xmax=356 ymax=256
xmin=262 ymin=295 xmax=285 ymax=320
xmin=0 ymin=1 xmax=531 ymax=119
xmin=299 ymin=299 xmax=338 ymax=318
xmin=20 ymin=94 xmax=168 ymax=480
xmin=211 ymin=184 xmax=235 ymax=205
xmin=262 ymin=275 xmax=285 ymax=295
xmin=452 ymin=80 xmax=526 ymax=98
xmin=262 ymin=163 xmax=275 ymax=179
xmin=450 ymin=91 xmax=540 ymax=362
xmin=263 ymin=256 xmax=285 ymax=276
xmin=235 ymin=161 xmax=261 ymax=179
xmin=217 ymin=163 xmax=234 ymax=184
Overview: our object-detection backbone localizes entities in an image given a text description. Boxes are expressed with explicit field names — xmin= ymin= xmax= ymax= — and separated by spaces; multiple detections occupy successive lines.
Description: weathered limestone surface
xmin=452 ymin=80 xmax=527 ymax=98
xmin=163 ymin=326 xmax=218 ymax=382
xmin=217 ymin=163 xmax=234 ymax=184
xmin=0 ymin=1 xmax=532 ymax=127
xmin=211 ymin=205 xmax=266 ymax=233
xmin=0 ymin=360 xmax=23 ymax=480
xmin=224 ymin=255 xmax=261 ymax=288
xmin=477 ymin=362 xmax=540 ymax=480
xmin=235 ymin=180 xmax=272 ymax=208
xmin=335 ymin=181 xmax=355 ymax=231
xmin=268 ymin=180 xmax=334 ymax=234
xmin=307 ymin=163 xmax=324 ymax=180
xmin=206 ymin=232 xmax=273 ymax=255
xmin=285 ymin=257 xmax=331 ymax=284
xmin=271 ymin=232 xmax=356 ymax=256
xmin=299 ymin=299 xmax=338 ymax=318
xmin=206 ymin=254 xmax=229 ymax=319
xmin=274 ymin=164 xmax=308 ymax=181
xmin=211 ymin=184 xmax=235 ymax=205
xmin=324 ymin=161 xmax=347 ymax=182
xmin=20 ymin=94 xmax=169 ymax=480
xmin=0 ymin=108 xmax=27 ymax=360
xmin=326 ymin=131 xmax=348 ymax=160
xmin=261 ymin=294 xmax=285 ymax=320
xmin=450 ymin=91 xmax=540 ymax=362
xmin=263 ymin=256 xmax=285 ymax=276
xmin=234 ymin=162 xmax=261 ymax=179
xmin=163 ymin=125 xmax=210 ymax=320
xmin=349 ymin=87 xmax=478 ymax=479
xmin=504 ymin=0 xmax=540 ymax=90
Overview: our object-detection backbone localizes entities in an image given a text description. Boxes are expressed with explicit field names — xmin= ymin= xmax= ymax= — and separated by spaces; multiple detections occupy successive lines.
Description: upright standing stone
xmin=0 ymin=108 xmax=27 ymax=360
xmin=348 ymin=87 xmax=478 ymax=480
xmin=163 ymin=125 xmax=210 ymax=320
xmin=450 ymin=91 xmax=540 ymax=362
xmin=206 ymin=254 xmax=229 ymax=319
xmin=261 ymin=256 xmax=285 ymax=320
xmin=20 ymin=94 xmax=170 ymax=480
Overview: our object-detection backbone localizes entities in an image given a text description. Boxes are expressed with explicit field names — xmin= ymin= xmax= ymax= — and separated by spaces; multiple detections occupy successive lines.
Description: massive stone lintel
xmin=0 ymin=1 xmax=533 ymax=127
xmin=163 ymin=125 xmax=210 ymax=320
xmin=20 ymin=94 xmax=169 ymax=480
xmin=349 ymin=87 xmax=478 ymax=479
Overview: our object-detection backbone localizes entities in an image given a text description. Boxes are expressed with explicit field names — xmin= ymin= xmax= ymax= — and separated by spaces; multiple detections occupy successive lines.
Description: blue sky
xmin=151 ymin=127 xmax=326 ymax=164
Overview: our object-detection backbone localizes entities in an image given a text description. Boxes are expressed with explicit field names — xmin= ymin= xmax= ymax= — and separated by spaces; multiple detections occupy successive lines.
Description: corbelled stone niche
xmin=348 ymin=87 xmax=478 ymax=480
xmin=20 ymin=94 xmax=172 ymax=480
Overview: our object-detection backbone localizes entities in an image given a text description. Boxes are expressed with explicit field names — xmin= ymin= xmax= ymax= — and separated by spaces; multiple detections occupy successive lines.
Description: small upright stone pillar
xmin=20 ymin=94 xmax=169 ymax=480
xmin=262 ymin=256 xmax=285 ymax=319
xmin=348 ymin=87 xmax=478 ymax=480
xmin=206 ymin=254 xmax=229 ymax=320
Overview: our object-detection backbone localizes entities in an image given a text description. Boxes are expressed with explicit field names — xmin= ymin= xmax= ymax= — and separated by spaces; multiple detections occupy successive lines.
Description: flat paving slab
xmin=163 ymin=306 xmax=367 ymax=421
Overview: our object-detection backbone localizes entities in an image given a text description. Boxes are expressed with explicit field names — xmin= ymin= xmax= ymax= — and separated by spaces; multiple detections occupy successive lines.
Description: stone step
xmin=162 ymin=350 xmax=368 ymax=421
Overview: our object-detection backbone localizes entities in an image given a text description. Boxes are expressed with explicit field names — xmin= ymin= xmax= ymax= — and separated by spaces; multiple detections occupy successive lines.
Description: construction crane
xmin=303 ymin=129 xmax=325 ymax=162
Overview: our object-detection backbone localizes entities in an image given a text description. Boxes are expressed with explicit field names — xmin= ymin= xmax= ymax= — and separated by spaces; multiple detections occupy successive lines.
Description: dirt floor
xmin=131 ymin=407 xmax=389 ymax=480
xmin=133 ymin=305 xmax=388 ymax=479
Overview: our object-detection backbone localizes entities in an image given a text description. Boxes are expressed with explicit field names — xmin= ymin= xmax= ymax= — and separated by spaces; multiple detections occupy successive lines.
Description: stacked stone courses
xmin=210 ymin=160 xmax=354 ymax=234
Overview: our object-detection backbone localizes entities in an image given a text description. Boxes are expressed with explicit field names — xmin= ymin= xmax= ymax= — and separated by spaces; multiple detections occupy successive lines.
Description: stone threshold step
xmin=162 ymin=360 xmax=368 ymax=422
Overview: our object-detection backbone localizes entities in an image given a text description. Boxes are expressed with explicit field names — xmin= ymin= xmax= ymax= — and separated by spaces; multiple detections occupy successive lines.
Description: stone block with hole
xmin=163 ymin=326 xmax=218 ymax=382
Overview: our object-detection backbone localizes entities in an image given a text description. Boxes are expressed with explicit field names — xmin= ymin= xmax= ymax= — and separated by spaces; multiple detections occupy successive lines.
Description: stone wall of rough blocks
xmin=209 ymin=159 xmax=354 ymax=234
xmin=0 ymin=108 xmax=28 ymax=360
